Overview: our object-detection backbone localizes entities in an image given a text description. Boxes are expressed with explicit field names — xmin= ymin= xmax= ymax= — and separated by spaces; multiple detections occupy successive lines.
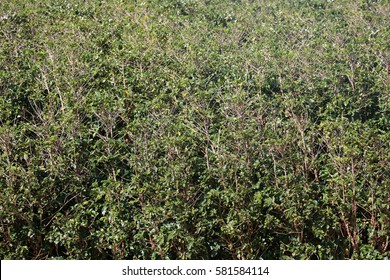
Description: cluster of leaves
xmin=0 ymin=0 xmax=389 ymax=259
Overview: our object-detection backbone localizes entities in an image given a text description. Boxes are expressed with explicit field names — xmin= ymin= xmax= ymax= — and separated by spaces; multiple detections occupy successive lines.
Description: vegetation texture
xmin=0 ymin=0 xmax=389 ymax=259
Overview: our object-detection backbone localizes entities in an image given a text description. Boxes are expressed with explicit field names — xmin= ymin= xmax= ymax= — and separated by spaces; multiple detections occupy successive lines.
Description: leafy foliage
xmin=0 ymin=0 xmax=389 ymax=259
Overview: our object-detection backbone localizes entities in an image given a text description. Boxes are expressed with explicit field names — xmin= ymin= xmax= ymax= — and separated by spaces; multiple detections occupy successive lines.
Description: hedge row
xmin=0 ymin=0 xmax=389 ymax=259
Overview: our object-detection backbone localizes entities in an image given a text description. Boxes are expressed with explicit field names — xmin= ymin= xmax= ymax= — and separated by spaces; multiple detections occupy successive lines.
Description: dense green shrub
xmin=1 ymin=0 xmax=389 ymax=259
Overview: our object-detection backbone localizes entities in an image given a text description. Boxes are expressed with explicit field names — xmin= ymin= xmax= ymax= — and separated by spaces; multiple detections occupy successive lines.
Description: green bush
xmin=0 ymin=0 xmax=389 ymax=259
